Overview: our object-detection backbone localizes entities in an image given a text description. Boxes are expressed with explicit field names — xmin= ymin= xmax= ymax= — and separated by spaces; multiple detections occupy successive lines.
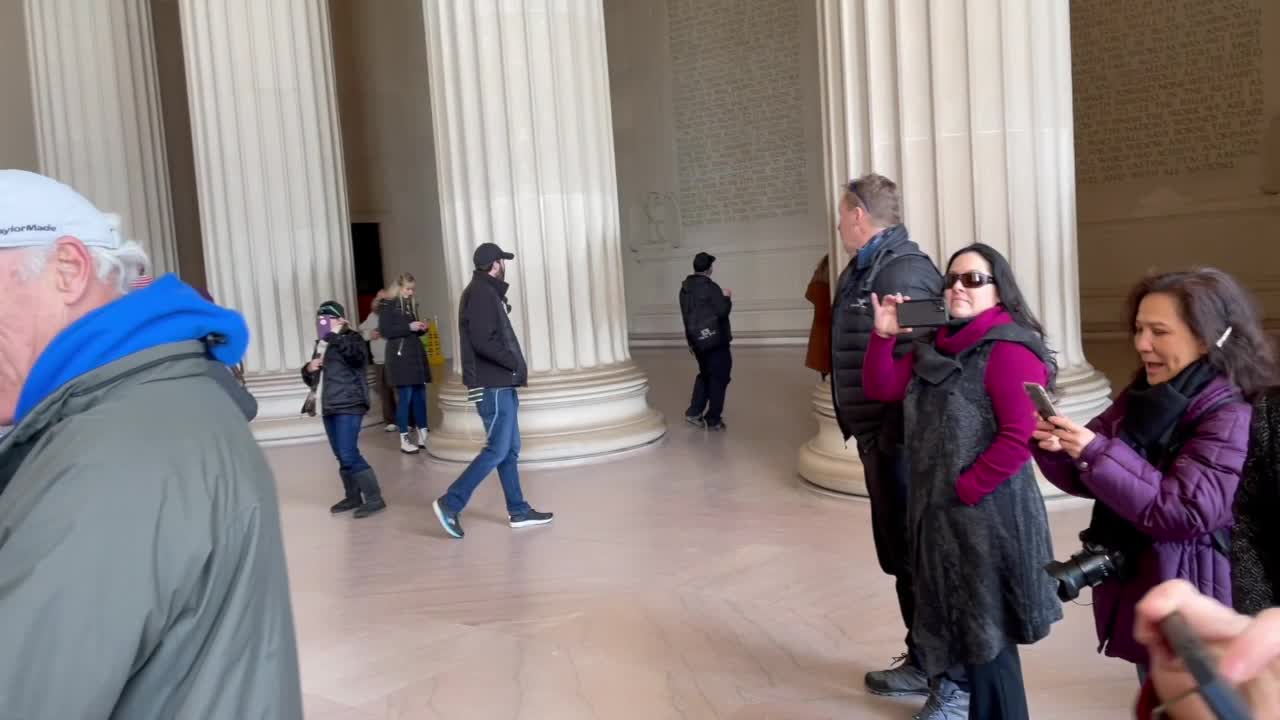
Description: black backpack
xmin=680 ymin=282 xmax=723 ymax=352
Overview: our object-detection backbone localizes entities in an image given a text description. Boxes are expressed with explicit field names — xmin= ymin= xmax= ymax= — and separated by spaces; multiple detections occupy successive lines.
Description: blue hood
xmin=15 ymin=274 xmax=249 ymax=423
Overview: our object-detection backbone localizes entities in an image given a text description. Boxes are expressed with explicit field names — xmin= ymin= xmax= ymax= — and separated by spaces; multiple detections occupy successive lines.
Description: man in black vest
xmin=680 ymin=251 xmax=733 ymax=431
xmin=830 ymin=173 xmax=943 ymax=699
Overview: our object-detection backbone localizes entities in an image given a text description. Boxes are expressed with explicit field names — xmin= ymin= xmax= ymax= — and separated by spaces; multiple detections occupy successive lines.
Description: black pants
xmin=859 ymin=443 xmax=916 ymax=656
xmin=687 ymin=345 xmax=732 ymax=423
xmin=945 ymin=645 xmax=1029 ymax=720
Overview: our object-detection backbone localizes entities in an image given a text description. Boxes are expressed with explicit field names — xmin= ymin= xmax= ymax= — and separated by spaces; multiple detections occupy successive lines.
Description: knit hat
xmin=0 ymin=170 xmax=120 ymax=250
xmin=317 ymin=300 xmax=345 ymax=318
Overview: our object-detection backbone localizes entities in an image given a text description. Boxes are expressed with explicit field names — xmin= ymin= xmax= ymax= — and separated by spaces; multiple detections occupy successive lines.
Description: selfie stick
xmin=1159 ymin=612 xmax=1252 ymax=720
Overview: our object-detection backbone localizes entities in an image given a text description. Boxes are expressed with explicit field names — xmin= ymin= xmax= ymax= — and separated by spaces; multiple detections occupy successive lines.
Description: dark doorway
xmin=351 ymin=222 xmax=385 ymax=320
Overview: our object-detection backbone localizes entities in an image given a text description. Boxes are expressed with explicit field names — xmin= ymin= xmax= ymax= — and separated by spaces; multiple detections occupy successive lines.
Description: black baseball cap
xmin=474 ymin=242 xmax=515 ymax=269
xmin=693 ymin=252 xmax=715 ymax=272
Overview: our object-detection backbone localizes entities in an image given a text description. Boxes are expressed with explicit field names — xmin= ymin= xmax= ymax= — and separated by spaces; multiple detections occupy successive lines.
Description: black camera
xmin=1044 ymin=536 xmax=1129 ymax=602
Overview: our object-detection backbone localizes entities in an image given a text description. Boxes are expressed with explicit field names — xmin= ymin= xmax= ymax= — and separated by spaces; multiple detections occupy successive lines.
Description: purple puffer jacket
xmin=1032 ymin=375 xmax=1252 ymax=664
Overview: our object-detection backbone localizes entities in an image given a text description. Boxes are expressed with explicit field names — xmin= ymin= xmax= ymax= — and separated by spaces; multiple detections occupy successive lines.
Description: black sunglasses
xmin=943 ymin=270 xmax=995 ymax=289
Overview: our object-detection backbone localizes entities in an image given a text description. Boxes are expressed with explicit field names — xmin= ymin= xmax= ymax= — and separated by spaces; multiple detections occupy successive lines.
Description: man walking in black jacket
xmin=431 ymin=242 xmax=552 ymax=539
xmin=680 ymin=251 xmax=733 ymax=431
xmin=829 ymin=174 xmax=946 ymax=703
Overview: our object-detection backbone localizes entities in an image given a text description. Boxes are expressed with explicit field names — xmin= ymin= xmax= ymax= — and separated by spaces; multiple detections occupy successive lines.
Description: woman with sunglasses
xmin=1031 ymin=269 xmax=1271 ymax=682
xmin=864 ymin=243 xmax=1061 ymax=720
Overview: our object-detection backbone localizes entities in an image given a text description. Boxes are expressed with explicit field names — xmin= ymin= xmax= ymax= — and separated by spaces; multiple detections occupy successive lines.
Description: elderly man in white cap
xmin=0 ymin=170 xmax=302 ymax=718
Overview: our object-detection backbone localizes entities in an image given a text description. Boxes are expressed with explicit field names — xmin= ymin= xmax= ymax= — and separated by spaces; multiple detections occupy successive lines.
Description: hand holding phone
xmin=870 ymin=293 xmax=910 ymax=337
xmin=1023 ymin=382 xmax=1059 ymax=420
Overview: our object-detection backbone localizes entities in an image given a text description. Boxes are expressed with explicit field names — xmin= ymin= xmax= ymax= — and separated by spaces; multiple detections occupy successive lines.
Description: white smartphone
xmin=1023 ymin=382 xmax=1058 ymax=420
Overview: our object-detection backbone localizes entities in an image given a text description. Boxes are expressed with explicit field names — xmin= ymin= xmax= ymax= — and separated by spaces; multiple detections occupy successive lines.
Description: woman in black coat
xmin=302 ymin=300 xmax=386 ymax=518
xmin=379 ymin=273 xmax=432 ymax=454
xmin=1235 ymin=387 xmax=1280 ymax=615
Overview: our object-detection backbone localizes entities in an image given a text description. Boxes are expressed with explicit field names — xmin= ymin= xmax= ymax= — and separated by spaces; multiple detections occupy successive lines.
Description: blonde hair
xmin=387 ymin=272 xmax=416 ymax=298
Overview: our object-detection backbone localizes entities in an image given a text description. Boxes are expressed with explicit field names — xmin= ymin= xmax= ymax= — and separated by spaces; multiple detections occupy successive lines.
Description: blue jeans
xmin=396 ymin=384 xmax=428 ymax=433
xmin=323 ymin=413 xmax=371 ymax=476
xmin=441 ymin=388 xmax=530 ymax=515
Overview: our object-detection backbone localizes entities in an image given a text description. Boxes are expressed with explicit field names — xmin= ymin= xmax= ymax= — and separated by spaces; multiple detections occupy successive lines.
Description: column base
xmin=427 ymin=362 xmax=667 ymax=463
xmin=245 ymin=371 xmax=380 ymax=446
xmin=796 ymin=382 xmax=867 ymax=497
xmin=1052 ymin=361 xmax=1113 ymax=425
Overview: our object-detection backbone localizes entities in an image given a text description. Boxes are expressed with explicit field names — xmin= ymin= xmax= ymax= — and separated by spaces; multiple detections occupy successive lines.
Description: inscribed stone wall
xmin=667 ymin=0 xmax=808 ymax=226
xmin=1071 ymin=0 xmax=1265 ymax=185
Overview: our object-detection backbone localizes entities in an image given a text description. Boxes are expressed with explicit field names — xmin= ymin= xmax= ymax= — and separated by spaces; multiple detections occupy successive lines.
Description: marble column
xmin=422 ymin=0 xmax=666 ymax=463
xmin=179 ymin=0 xmax=355 ymax=444
xmin=24 ymin=0 xmax=178 ymax=274
xmin=799 ymin=0 xmax=1112 ymax=497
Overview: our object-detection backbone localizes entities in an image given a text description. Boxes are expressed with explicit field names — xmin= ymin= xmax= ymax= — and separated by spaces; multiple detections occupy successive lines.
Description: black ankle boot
xmin=331 ymin=473 xmax=362 ymax=514
xmin=351 ymin=469 xmax=387 ymax=518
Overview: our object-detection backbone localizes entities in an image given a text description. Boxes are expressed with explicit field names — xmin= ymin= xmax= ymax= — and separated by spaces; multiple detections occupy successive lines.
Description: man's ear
xmin=51 ymin=237 xmax=95 ymax=305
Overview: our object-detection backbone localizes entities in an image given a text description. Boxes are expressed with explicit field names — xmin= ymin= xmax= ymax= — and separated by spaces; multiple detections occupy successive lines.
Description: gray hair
xmin=20 ymin=241 xmax=150 ymax=295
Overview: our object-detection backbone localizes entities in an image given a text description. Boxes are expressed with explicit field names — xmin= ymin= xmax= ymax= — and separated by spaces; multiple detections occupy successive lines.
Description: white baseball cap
xmin=0 ymin=170 xmax=119 ymax=250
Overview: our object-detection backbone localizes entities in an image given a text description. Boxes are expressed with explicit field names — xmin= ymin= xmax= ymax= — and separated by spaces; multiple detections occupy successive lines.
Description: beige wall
xmin=1072 ymin=0 xmax=1280 ymax=335
xmin=605 ymin=0 xmax=830 ymax=342
xmin=0 ymin=0 xmax=38 ymax=171
xmin=329 ymin=0 xmax=450 ymax=352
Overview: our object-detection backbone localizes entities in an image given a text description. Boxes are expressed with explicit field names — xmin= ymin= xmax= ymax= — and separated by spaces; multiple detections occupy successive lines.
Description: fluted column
xmin=179 ymin=0 xmax=355 ymax=444
xmin=24 ymin=0 xmax=178 ymax=274
xmin=422 ymin=0 xmax=666 ymax=462
xmin=800 ymin=0 xmax=1111 ymax=498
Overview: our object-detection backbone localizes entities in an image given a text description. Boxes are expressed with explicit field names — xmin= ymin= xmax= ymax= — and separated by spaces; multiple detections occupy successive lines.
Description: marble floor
xmin=268 ymin=346 xmax=1139 ymax=719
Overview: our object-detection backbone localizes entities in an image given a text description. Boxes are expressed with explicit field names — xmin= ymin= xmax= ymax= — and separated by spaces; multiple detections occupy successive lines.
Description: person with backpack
xmin=680 ymin=251 xmax=733 ymax=431
xmin=828 ymin=173 xmax=943 ymax=704
xmin=1031 ymin=269 xmax=1275 ymax=679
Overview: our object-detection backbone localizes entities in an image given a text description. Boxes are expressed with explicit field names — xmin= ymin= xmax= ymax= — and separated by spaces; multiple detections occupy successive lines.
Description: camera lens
xmin=1045 ymin=550 xmax=1120 ymax=602
xmin=1045 ymin=559 xmax=1087 ymax=602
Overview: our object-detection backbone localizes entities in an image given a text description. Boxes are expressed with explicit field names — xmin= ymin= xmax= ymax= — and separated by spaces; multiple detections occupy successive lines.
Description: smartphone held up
xmin=894 ymin=297 xmax=951 ymax=328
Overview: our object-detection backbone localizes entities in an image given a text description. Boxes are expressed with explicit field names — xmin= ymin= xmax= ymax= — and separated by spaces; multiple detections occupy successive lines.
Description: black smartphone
xmin=895 ymin=297 xmax=950 ymax=328
xmin=1159 ymin=611 xmax=1251 ymax=720
xmin=1023 ymin=382 xmax=1059 ymax=420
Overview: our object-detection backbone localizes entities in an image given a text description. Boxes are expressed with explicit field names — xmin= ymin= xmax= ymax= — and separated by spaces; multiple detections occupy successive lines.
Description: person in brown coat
xmin=805 ymin=254 xmax=832 ymax=379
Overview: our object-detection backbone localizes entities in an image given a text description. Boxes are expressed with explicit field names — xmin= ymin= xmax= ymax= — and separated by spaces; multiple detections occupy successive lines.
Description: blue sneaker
xmin=432 ymin=498 xmax=464 ymax=539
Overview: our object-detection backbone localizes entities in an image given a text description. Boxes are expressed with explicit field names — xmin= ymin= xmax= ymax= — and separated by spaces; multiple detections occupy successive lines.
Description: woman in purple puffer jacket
xmin=1032 ymin=269 xmax=1276 ymax=675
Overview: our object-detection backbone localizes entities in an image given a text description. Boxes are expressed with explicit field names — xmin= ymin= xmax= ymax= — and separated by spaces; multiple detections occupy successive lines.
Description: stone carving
xmin=1263 ymin=115 xmax=1280 ymax=195
xmin=1071 ymin=0 xmax=1265 ymax=185
xmin=666 ymin=0 xmax=809 ymax=226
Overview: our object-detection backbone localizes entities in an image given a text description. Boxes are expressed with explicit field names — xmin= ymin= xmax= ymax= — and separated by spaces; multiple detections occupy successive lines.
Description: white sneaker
xmin=384 ymin=423 xmax=398 ymax=433
xmin=399 ymin=433 xmax=419 ymax=454
xmin=417 ymin=427 xmax=429 ymax=448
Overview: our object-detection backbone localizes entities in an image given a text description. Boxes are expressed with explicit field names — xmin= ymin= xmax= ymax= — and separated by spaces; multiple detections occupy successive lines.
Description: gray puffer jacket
xmin=0 ymin=341 xmax=303 ymax=719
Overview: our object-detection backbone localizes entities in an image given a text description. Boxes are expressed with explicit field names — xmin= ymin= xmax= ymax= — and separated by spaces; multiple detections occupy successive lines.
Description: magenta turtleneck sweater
xmin=862 ymin=306 xmax=1048 ymax=505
